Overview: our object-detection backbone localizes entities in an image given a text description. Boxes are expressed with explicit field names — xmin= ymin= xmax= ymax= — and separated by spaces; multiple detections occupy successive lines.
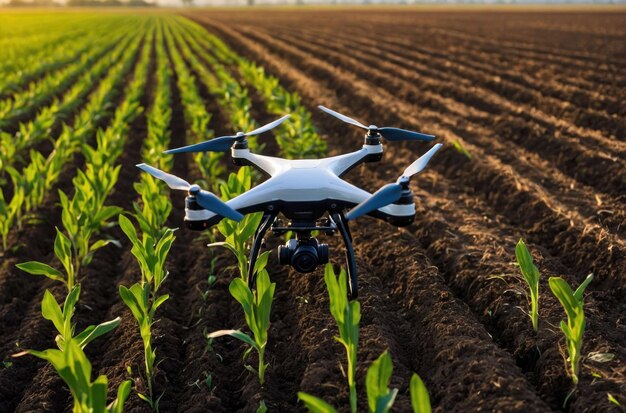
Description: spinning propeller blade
xmin=164 ymin=115 xmax=291 ymax=154
xmin=345 ymin=144 xmax=442 ymax=221
xmin=318 ymin=105 xmax=435 ymax=142
xmin=136 ymin=163 xmax=244 ymax=221
xmin=136 ymin=164 xmax=191 ymax=190
xmin=318 ymin=105 xmax=367 ymax=129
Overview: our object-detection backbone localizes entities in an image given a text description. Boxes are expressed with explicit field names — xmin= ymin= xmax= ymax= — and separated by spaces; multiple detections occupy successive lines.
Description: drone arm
xmin=331 ymin=212 xmax=359 ymax=299
xmin=247 ymin=213 xmax=277 ymax=290
xmin=232 ymin=148 xmax=287 ymax=177
xmin=327 ymin=144 xmax=383 ymax=177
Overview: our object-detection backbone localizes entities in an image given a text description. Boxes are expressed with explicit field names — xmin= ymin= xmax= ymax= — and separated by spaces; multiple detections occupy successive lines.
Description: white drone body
xmin=138 ymin=106 xmax=442 ymax=298
xmin=186 ymin=144 xmax=415 ymax=225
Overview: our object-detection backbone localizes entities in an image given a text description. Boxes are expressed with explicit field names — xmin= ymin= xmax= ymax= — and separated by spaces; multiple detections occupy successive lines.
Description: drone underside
xmin=138 ymin=105 xmax=442 ymax=298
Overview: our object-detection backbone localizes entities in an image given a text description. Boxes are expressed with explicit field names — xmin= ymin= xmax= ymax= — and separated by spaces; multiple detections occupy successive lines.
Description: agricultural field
xmin=0 ymin=7 xmax=625 ymax=413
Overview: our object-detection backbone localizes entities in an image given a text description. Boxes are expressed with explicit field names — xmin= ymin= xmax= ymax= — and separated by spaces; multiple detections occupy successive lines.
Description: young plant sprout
xmin=515 ymin=239 xmax=541 ymax=332
xmin=118 ymin=214 xmax=176 ymax=409
xmin=298 ymin=350 xmax=432 ymax=413
xmin=41 ymin=285 xmax=120 ymax=351
xmin=19 ymin=339 xmax=131 ymax=413
xmin=17 ymin=228 xmax=77 ymax=291
xmin=324 ymin=264 xmax=360 ymax=413
xmin=549 ymin=273 xmax=593 ymax=386
xmin=208 ymin=269 xmax=275 ymax=385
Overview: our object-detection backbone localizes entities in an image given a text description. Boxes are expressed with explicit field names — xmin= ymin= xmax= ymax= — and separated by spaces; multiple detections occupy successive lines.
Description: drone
xmin=137 ymin=105 xmax=442 ymax=299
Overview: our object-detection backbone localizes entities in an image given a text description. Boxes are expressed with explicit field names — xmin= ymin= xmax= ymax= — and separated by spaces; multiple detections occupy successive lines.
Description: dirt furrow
xmin=260 ymin=19 xmax=625 ymax=124
xmin=201 ymin=20 xmax=626 ymax=296
xmin=286 ymin=25 xmax=626 ymax=147
xmin=269 ymin=28 xmax=626 ymax=202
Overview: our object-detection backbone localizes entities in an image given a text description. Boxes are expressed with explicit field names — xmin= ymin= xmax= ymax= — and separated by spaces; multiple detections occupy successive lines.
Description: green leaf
xmin=54 ymin=227 xmax=73 ymax=273
xmin=573 ymin=273 xmax=593 ymax=302
xmin=297 ymin=392 xmax=338 ymax=413
xmin=110 ymin=380 xmax=132 ymax=413
xmin=119 ymin=284 xmax=144 ymax=322
xmin=75 ymin=317 xmax=120 ymax=349
xmin=41 ymin=290 xmax=64 ymax=335
xmin=16 ymin=261 xmax=65 ymax=283
xmin=549 ymin=277 xmax=578 ymax=321
xmin=410 ymin=373 xmax=431 ymax=413
xmin=88 ymin=239 xmax=115 ymax=254
xmin=608 ymin=393 xmax=621 ymax=407
xmin=208 ymin=329 xmax=259 ymax=350
xmin=152 ymin=294 xmax=169 ymax=312
xmin=366 ymin=351 xmax=396 ymax=413
xmin=91 ymin=375 xmax=108 ymax=411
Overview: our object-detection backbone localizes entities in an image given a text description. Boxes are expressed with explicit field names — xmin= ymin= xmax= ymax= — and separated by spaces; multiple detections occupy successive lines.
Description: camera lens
xmin=291 ymin=244 xmax=318 ymax=273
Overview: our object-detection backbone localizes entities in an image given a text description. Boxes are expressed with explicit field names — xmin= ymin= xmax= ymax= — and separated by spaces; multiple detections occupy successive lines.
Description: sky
xmin=1 ymin=0 xmax=625 ymax=5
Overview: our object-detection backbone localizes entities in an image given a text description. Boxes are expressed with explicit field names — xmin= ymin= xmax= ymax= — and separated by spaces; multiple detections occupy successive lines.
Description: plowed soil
xmin=1 ymin=8 xmax=625 ymax=413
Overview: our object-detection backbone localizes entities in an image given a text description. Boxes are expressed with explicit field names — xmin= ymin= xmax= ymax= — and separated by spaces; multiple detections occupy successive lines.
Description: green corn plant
xmin=0 ymin=187 xmax=24 ymax=250
xmin=325 ymin=264 xmax=360 ymax=413
xmin=40 ymin=284 xmax=120 ymax=351
xmin=515 ymin=239 xmax=540 ymax=332
xmin=549 ymin=273 xmax=593 ymax=386
xmin=208 ymin=167 xmax=268 ymax=280
xmin=118 ymin=214 xmax=175 ymax=409
xmin=208 ymin=269 xmax=275 ymax=385
xmin=58 ymin=165 xmax=123 ymax=277
xmin=132 ymin=176 xmax=172 ymax=241
xmin=17 ymin=227 xmax=77 ymax=292
xmin=119 ymin=214 xmax=175 ymax=291
xmin=19 ymin=339 xmax=131 ymax=413
xmin=299 ymin=351 xmax=432 ymax=413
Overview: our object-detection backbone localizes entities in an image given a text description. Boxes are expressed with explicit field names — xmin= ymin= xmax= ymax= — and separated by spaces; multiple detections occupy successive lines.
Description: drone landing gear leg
xmin=331 ymin=212 xmax=358 ymax=300
xmin=247 ymin=213 xmax=277 ymax=290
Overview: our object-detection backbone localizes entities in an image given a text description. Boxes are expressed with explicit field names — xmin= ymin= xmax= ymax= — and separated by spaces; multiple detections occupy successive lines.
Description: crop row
xmin=13 ymin=18 xmax=156 ymax=412
xmin=0 ymin=17 xmax=131 ymax=99
xmin=0 ymin=22 xmax=147 ymax=249
xmin=0 ymin=27 xmax=134 ymax=178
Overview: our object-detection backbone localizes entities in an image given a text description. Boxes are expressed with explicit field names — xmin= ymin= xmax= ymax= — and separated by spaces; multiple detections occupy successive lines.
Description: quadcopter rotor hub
xmin=188 ymin=184 xmax=200 ymax=194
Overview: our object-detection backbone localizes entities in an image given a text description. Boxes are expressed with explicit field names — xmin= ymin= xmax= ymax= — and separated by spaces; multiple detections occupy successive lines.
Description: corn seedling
xmin=325 ymin=264 xmax=360 ymax=413
xmin=18 ymin=339 xmax=131 ymax=413
xmin=515 ymin=239 xmax=540 ymax=332
xmin=118 ymin=214 xmax=175 ymax=409
xmin=40 ymin=285 xmax=120 ymax=351
xmin=549 ymin=273 xmax=593 ymax=387
xmin=209 ymin=167 xmax=269 ymax=280
xmin=299 ymin=351 xmax=431 ymax=413
xmin=17 ymin=227 xmax=77 ymax=291
xmin=208 ymin=269 xmax=275 ymax=385
xmin=132 ymin=176 xmax=172 ymax=241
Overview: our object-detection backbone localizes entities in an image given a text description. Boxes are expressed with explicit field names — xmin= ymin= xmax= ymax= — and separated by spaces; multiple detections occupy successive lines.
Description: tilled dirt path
xmin=186 ymin=9 xmax=625 ymax=412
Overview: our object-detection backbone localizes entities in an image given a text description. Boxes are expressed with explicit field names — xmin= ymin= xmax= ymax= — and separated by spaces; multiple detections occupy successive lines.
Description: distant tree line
xmin=6 ymin=0 xmax=155 ymax=6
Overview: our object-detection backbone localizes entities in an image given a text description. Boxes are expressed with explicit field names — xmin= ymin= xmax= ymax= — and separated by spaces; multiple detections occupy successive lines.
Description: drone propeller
xmin=345 ymin=143 xmax=442 ymax=221
xmin=318 ymin=105 xmax=435 ymax=142
xmin=164 ymin=115 xmax=291 ymax=154
xmin=136 ymin=163 xmax=244 ymax=222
